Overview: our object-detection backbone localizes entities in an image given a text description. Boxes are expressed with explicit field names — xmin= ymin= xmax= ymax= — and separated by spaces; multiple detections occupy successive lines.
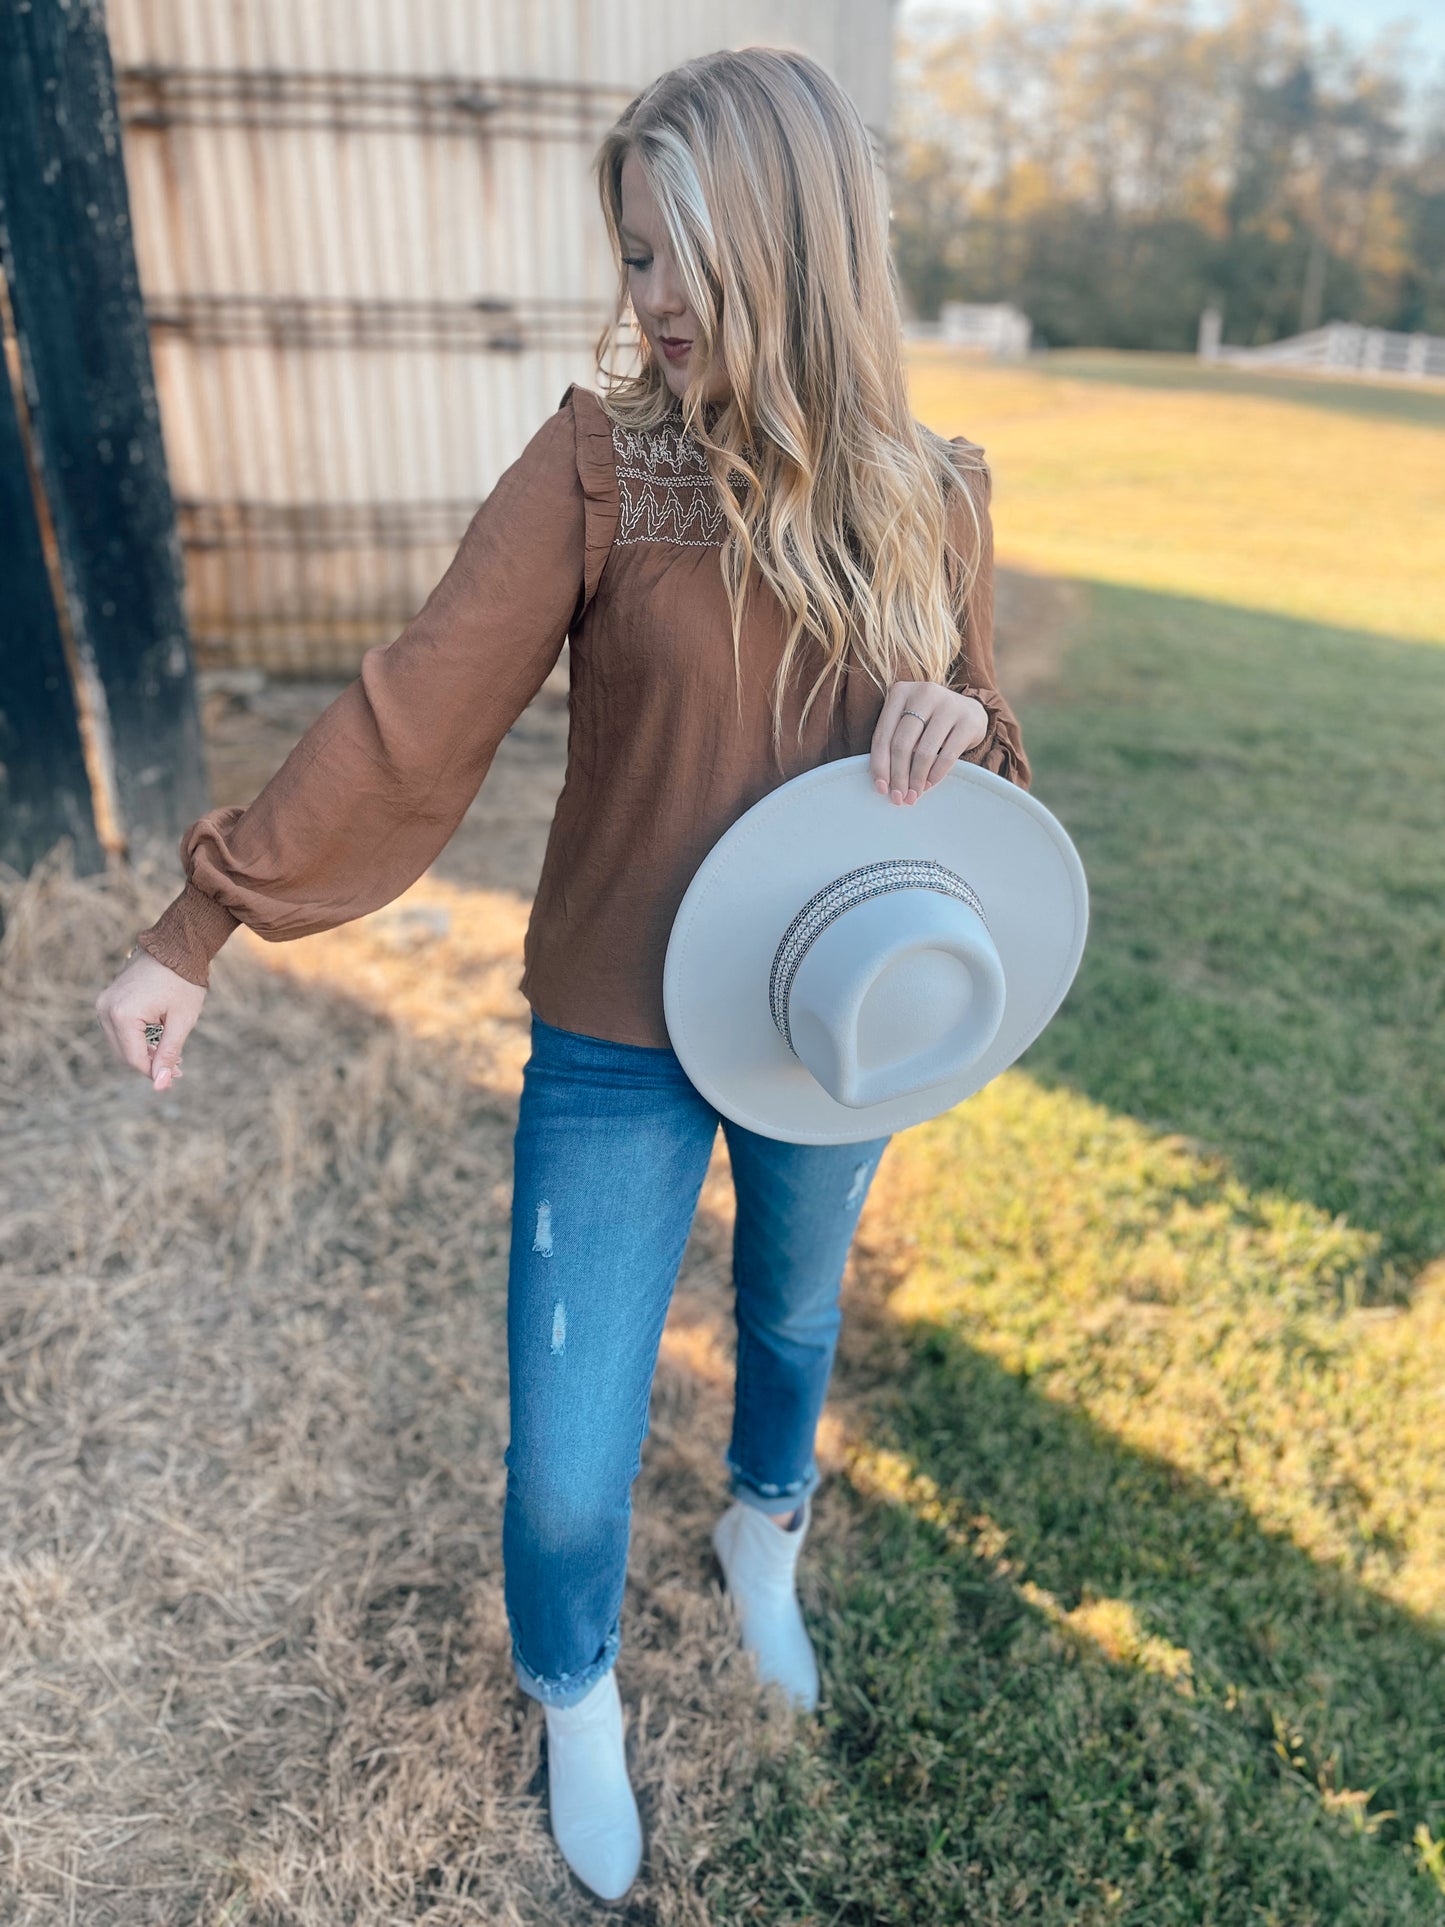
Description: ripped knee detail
xmin=844 ymin=1158 xmax=876 ymax=1207
xmin=532 ymin=1200 xmax=554 ymax=1256
xmin=526 ymin=1200 xmax=566 ymax=1354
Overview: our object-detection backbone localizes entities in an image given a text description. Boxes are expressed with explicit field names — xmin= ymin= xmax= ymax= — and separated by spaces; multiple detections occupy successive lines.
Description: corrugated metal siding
xmin=103 ymin=0 xmax=896 ymax=672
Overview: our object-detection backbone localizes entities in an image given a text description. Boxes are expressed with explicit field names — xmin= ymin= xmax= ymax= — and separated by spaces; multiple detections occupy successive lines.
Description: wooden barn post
xmin=0 ymin=0 xmax=208 ymax=882
xmin=0 ymin=276 xmax=104 ymax=880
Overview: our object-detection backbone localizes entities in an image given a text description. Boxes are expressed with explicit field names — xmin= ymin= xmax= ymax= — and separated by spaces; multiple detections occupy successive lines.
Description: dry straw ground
xmin=0 ymin=571 xmax=1079 ymax=1924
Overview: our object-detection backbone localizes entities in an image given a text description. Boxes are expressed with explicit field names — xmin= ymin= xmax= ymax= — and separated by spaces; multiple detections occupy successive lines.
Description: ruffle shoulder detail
xmin=558 ymin=382 xmax=620 ymax=611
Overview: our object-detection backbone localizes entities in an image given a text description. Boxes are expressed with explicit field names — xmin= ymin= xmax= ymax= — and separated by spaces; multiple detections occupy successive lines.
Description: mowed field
xmin=711 ymin=347 xmax=1445 ymax=1924
xmin=907 ymin=342 xmax=1445 ymax=646
xmin=2 ymin=350 xmax=1442 ymax=1924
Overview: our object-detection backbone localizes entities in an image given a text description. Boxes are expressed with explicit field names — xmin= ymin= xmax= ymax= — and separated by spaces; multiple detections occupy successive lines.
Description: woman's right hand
xmin=95 ymin=947 xmax=207 ymax=1091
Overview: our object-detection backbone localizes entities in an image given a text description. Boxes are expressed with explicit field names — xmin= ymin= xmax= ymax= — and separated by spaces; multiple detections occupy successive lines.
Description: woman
xmin=95 ymin=46 xmax=1029 ymax=1903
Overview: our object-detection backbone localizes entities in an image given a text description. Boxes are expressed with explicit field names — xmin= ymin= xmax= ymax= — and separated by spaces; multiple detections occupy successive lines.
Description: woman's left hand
xmin=870 ymin=681 xmax=990 ymax=806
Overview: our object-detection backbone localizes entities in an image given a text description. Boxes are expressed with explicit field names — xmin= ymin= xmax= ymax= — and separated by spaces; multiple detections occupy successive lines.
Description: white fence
xmin=907 ymin=301 xmax=1032 ymax=359
xmin=1206 ymin=320 xmax=1445 ymax=384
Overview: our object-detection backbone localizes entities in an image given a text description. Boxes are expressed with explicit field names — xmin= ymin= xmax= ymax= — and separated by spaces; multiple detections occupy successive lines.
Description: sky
xmin=1274 ymin=0 xmax=1444 ymax=68
xmin=898 ymin=0 xmax=1445 ymax=115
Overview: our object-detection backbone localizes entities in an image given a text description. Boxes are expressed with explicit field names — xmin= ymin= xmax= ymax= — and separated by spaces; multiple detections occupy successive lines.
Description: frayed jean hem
xmin=726 ymin=1454 xmax=820 ymax=1517
xmin=508 ymin=1613 xmax=622 ymax=1709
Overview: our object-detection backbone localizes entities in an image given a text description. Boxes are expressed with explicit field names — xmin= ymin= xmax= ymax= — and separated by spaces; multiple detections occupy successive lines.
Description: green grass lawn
xmin=905 ymin=344 xmax=1445 ymax=650
xmin=696 ymin=361 xmax=1445 ymax=1923
xmin=1036 ymin=347 xmax=1445 ymax=432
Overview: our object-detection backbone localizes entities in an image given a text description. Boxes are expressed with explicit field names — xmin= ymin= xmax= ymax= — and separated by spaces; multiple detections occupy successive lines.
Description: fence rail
xmin=1213 ymin=321 xmax=1445 ymax=383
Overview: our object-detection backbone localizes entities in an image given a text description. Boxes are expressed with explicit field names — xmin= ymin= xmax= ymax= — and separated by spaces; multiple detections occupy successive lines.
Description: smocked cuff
xmin=953 ymin=683 xmax=1028 ymax=788
xmin=134 ymin=880 xmax=242 ymax=989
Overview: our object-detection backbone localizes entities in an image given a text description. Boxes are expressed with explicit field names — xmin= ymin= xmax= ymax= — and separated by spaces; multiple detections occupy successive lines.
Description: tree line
xmin=890 ymin=0 xmax=1445 ymax=350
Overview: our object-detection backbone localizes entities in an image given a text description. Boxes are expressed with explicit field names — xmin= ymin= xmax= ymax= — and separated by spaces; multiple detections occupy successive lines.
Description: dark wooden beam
xmin=0 ymin=300 xmax=103 ymax=879
xmin=0 ymin=0 xmax=208 ymax=870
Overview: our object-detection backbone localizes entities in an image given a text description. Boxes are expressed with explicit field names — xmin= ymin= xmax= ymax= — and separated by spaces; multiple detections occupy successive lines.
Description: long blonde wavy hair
xmin=592 ymin=45 xmax=987 ymax=763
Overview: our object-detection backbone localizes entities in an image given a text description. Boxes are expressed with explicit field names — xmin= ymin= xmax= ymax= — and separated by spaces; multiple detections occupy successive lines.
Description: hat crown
xmin=772 ymin=860 xmax=1007 ymax=1109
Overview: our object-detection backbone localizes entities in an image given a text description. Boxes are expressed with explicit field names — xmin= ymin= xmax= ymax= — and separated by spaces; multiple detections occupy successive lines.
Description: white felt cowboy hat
xmin=662 ymin=754 xmax=1088 ymax=1145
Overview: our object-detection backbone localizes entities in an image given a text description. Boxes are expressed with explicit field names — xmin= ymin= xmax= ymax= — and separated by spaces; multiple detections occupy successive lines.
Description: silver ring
xmin=901 ymin=709 xmax=928 ymax=724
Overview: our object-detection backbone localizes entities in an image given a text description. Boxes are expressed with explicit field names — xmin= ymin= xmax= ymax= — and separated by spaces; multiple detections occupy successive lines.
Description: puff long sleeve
xmin=134 ymin=395 xmax=589 ymax=989
xmin=943 ymin=437 xmax=1032 ymax=792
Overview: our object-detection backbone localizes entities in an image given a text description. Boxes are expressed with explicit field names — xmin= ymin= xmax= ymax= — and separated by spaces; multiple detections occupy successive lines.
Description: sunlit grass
xmin=1036 ymin=347 xmax=1445 ymax=431
xmin=874 ymin=1074 xmax=1445 ymax=1624
xmin=905 ymin=342 xmax=1445 ymax=647
xmin=697 ymin=359 xmax=1445 ymax=1923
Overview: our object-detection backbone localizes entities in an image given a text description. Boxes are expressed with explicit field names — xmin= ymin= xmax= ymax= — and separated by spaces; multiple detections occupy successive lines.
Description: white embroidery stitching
xmin=611 ymin=417 xmax=727 ymax=548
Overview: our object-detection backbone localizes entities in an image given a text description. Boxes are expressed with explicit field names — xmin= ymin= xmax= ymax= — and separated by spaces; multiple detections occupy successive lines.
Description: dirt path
xmin=0 ymin=569 xmax=1082 ymax=1922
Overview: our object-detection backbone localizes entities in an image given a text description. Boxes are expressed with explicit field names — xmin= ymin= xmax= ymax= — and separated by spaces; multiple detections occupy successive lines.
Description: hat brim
xmin=662 ymin=755 xmax=1088 ymax=1144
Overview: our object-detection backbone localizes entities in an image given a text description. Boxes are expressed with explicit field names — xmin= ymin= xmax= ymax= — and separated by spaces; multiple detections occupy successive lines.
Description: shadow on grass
xmin=698 ymin=1260 xmax=1445 ymax=1927
xmin=1007 ymin=577 xmax=1445 ymax=1288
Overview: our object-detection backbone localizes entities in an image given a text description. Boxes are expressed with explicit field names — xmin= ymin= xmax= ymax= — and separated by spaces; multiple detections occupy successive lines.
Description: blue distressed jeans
xmin=502 ymin=1011 xmax=892 ymax=1708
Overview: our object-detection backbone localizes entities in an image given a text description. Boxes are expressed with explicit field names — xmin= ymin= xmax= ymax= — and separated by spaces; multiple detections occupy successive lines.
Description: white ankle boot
xmin=712 ymin=1494 xmax=820 ymax=1712
xmin=542 ymin=1669 xmax=643 ymax=1901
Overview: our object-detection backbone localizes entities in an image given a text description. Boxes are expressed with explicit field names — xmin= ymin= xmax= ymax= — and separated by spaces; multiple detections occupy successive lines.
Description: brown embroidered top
xmin=134 ymin=384 xmax=1031 ymax=1049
